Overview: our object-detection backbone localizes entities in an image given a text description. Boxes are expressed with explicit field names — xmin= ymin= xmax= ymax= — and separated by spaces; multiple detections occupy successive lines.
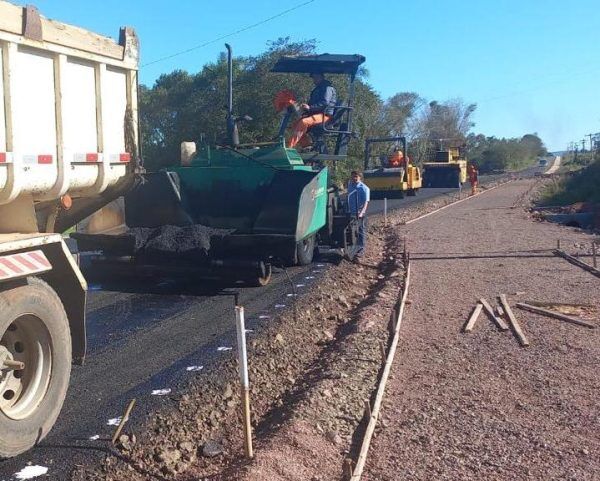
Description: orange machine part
xmin=274 ymin=89 xmax=297 ymax=113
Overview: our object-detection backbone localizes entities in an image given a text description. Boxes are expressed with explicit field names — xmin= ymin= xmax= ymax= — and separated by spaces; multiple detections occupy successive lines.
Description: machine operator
xmin=288 ymin=72 xmax=337 ymax=149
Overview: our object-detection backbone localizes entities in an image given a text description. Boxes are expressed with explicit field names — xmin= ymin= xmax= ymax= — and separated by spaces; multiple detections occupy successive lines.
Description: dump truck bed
xmin=0 ymin=1 xmax=140 ymax=233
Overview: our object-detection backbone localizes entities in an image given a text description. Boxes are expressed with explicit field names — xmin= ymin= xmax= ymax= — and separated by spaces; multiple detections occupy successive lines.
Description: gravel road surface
xmin=364 ymin=179 xmax=599 ymax=480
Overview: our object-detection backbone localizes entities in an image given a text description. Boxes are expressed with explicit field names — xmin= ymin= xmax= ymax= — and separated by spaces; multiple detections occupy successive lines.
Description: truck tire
xmin=0 ymin=277 xmax=71 ymax=458
xmin=296 ymin=235 xmax=315 ymax=266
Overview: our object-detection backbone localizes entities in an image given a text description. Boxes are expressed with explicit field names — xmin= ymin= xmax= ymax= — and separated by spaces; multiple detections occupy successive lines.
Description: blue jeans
xmin=357 ymin=216 xmax=367 ymax=254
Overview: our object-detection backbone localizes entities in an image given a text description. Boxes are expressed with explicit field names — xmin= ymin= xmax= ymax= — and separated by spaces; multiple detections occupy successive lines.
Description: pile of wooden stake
xmin=463 ymin=295 xmax=596 ymax=346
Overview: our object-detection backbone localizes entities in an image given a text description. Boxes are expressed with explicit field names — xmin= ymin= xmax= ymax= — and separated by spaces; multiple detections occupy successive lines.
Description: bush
xmin=539 ymin=159 xmax=600 ymax=205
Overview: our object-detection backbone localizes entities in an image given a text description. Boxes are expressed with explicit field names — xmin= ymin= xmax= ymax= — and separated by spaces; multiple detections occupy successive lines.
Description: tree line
xmin=140 ymin=38 xmax=546 ymax=178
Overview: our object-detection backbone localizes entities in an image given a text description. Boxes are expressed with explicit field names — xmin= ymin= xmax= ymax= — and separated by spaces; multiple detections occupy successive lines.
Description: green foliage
xmin=466 ymin=133 xmax=547 ymax=172
xmin=540 ymin=159 xmax=600 ymax=205
xmin=139 ymin=38 xmax=386 ymax=175
xmin=139 ymin=38 xmax=546 ymax=181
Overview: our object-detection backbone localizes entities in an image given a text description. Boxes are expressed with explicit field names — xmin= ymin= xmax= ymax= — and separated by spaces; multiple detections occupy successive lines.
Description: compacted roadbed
xmin=364 ymin=179 xmax=599 ymax=481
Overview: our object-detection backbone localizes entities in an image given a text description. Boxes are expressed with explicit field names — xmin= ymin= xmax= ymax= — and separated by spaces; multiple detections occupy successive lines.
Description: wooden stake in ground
xmin=235 ymin=305 xmax=253 ymax=459
xmin=516 ymin=302 xmax=596 ymax=329
xmin=554 ymin=249 xmax=600 ymax=278
xmin=499 ymin=295 xmax=530 ymax=347
xmin=111 ymin=399 xmax=136 ymax=445
xmin=479 ymin=298 xmax=509 ymax=331
xmin=463 ymin=303 xmax=484 ymax=332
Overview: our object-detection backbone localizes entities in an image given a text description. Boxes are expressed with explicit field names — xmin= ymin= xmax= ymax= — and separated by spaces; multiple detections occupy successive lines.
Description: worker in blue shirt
xmin=347 ymin=170 xmax=370 ymax=257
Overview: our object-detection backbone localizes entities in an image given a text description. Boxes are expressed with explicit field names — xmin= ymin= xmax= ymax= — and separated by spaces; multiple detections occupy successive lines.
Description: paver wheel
xmin=0 ymin=277 xmax=71 ymax=458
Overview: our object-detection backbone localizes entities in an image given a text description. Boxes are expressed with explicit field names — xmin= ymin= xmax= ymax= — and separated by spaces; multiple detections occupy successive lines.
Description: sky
xmin=30 ymin=0 xmax=600 ymax=152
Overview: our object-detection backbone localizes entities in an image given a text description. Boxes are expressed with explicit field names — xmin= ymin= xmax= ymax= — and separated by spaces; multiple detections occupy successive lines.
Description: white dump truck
xmin=0 ymin=1 xmax=140 ymax=457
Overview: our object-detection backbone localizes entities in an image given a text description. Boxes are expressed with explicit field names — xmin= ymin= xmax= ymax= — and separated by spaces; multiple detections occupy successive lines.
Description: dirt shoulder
xmin=364 ymin=179 xmax=600 ymax=481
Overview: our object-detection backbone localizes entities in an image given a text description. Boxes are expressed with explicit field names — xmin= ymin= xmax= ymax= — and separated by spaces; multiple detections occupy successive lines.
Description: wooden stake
xmin=592 ymin=242 xmax=597 ymax=268
xmin=496 ymin=305 xmax=505 ymax=318
xmin=516 ymin=302 xmax=595 ymax=329
xmin=111 ymin=399 xmax=136 ymax=445
xmin=342 ymin=459 xmax=354 ymax=480
xmin=384 ymin=197 xmax=388 ymax=226
xmin=554 ymin=249 xmax=600 ymax=278
xmin=499 ymin=295 xmax=530 ymax=347
xmin=379 ymin=340 xmax=386 ymax=364
xmin=235 ymin=305 xmax=253 ymax=458
xmin=479 ymin=298 xmax=509 ymax=331
xmin=463 ymin=303 xmax=483 ymax=332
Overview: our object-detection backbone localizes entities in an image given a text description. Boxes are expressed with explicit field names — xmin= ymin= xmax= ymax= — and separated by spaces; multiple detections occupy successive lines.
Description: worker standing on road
xmin=288 ymin=72 xmax=337 ymax=149
xmin=347 ymin=170 xmax=370 ymax=258
xmin=467 ymin=163 xmax=479 ymax=195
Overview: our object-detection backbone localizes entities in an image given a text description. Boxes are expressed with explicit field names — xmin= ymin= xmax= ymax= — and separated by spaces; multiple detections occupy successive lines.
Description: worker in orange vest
xmin=387 ymin=148 xmax=405 ymax=167
xmin=288 ymin=73 xmax=337 ymax=149
xmin=467 ymin=163 xmax=479 ymax=195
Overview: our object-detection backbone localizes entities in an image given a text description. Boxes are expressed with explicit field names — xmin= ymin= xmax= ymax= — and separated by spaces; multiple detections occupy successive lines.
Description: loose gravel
xmin=364 ymin=179 xmax=600 ymax=481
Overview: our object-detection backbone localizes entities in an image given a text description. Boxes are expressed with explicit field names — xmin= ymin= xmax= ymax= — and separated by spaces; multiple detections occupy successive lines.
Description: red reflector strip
xmin=13 ymin=254 xmax=37 ymax=270
xmin=119 ymin=153 xmax=131 ymax=162
xmin=0 ymin=257 xmax=22 ymax=274
xmin=0 ymin=153 xmax=5 ymax=163
xmin=0 ymin=250 xmax=52 ymax=281
xmin=86 ymin=153 xmax=99 ymax=162
xmin=37 ymin=155 xmax=53 ymax=164
xmin=28 ymin=251 xmax=52 ymax=269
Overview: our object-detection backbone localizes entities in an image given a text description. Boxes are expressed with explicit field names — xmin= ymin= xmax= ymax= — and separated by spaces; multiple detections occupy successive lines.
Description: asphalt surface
xmin=0 ymin=167 xmax=542 ymax=479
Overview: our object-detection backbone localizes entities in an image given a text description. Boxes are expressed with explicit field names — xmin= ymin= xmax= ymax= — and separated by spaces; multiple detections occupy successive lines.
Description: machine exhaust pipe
xmin=225 ymin=43 xmax=239 ymax=146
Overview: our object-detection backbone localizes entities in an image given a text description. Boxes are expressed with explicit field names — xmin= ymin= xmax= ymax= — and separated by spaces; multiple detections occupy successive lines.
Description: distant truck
xmin=538 ymin=158 xmax=548 ymax=167
xmin=0 ymin=1 xmax=140 ymax=457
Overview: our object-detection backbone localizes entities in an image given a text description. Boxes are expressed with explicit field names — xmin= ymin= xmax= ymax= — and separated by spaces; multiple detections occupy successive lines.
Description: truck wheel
xmin=296 ymin=235 xmax=315 ymax=266
xmin=0 ymin=277 xmax=71 ymax=458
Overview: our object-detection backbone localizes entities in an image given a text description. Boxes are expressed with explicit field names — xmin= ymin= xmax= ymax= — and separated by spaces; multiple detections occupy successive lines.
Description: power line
xmin=142 ymin=0 xmax=316 ymax=68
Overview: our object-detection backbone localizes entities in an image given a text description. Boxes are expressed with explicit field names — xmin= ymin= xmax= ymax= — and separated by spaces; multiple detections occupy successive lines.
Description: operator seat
xmin=307 ymin=103 xmax=348 ymax=154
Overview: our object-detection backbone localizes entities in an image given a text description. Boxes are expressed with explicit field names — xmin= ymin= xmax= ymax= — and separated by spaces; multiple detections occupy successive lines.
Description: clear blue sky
xmin=31 ymin=0 xmax=600 ymax=151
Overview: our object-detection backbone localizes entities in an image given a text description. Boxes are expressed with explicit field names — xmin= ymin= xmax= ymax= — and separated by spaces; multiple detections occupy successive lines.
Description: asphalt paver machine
xmin=75 ymin=47 xmax=366 ymax=285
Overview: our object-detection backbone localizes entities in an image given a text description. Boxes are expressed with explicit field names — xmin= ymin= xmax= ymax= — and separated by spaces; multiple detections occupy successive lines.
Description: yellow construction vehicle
xmin=363 ymin=137 xmax=422 ymax=198
xmin=422 ymin=146 xmax=468 ymax=188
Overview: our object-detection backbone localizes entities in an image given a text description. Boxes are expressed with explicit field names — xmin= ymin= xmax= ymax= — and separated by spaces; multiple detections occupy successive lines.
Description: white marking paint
xmin=89 ymin=434 xmax=100 ymax=441
xmin=296 ymin=284 xmax=305 ymax=288
xmin=286 ymin=293 xmax=297 ymax=297
xmin=14 ymin=466 xmax=48 ymax=479
xmin=217 ymin=346 xmax=232 ymax=351
xmin=275 ymin=304 xmax=286 ymax=308
xmin=305 ymin=276 xmax=315 ymax=280
xmin=107 ymin=417 xmax=122 ymax=426
xmin=186 ymin=365 xmax=204 ymax=372
xmin=259 ymin=315 xmax=270 ymax=319
xmin=151 ymin=388 xmax=172 ymax=396
xmin=316 ymin=264 xmax=325 ymax=267
xmin=245 ymin=329 xmax=254 ymax=333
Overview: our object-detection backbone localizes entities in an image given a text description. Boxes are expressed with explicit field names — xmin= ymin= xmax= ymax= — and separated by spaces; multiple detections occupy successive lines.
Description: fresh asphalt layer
xmin=0 ymin=167 xmax=543 ymax=479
